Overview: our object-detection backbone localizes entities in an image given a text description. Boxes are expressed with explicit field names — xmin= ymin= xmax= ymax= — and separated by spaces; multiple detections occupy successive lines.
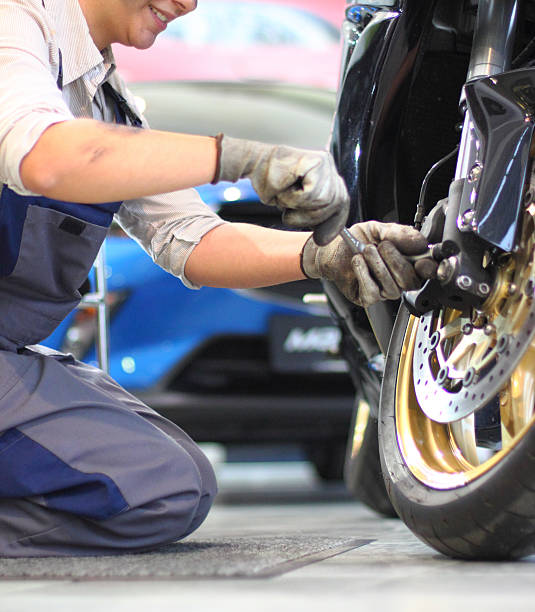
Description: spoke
xmin=470 ymin=331 xmax=493 ymax=366
xmin=440 ymin=317 xmax=464 ymax=341
xmin=507 ymin=363 xmax=535 ymax=440
xmin=450 ymin=414 xmax=479 ymax=466
xmin=444 ymin=336 xmax=476 ymax=374
xmin=500 ymin=388 xmax=514 ymax=447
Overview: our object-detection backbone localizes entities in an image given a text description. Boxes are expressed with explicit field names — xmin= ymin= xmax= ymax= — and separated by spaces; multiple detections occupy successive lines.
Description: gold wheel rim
xmin=350 ymin=397 xmax=371 ymax=459
xmin=395 ymin=209 xmax=535 ymax=490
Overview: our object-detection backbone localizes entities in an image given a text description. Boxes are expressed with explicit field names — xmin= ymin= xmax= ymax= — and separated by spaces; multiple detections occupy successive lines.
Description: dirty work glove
xmin=212 ymin=134 xmax=349 ymax=245
xmin=301 ymin=221 xmax=437 ymax=307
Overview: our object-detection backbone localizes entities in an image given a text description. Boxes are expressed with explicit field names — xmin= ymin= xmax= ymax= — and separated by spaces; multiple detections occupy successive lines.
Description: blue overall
xmin=0 ymin=65 xmax=216 ymax=556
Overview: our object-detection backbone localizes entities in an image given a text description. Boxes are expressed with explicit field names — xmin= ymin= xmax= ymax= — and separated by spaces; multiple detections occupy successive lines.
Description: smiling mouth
xmin=149 ymin=4 xmax=170 ymax=23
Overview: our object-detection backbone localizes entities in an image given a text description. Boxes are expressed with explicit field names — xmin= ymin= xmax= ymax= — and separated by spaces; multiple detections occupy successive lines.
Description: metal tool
xmin=340 ymin=227 xmax=446 ymax=263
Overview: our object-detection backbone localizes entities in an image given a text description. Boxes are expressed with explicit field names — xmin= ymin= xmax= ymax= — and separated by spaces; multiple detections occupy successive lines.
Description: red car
xmin=113 ymin=0 xmax=346 ymax=89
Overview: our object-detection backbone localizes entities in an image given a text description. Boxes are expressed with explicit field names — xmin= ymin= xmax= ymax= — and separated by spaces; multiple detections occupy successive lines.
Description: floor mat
xmin=0 ymin=535 xmax=370 ymax=580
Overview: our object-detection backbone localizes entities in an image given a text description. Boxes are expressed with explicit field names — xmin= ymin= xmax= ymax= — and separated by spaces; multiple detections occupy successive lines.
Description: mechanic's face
xmin=81 ymin=0 xmax=197 ymax=50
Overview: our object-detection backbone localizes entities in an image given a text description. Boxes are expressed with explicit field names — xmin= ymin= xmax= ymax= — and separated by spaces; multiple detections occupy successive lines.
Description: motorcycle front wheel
xmin=379 ymin=209 xmax=535 ymax=560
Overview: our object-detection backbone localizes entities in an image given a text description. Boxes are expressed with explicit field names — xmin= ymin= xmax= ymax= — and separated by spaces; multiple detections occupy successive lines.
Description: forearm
xmin=19 ymin=119 xmax=217 ymax=202
xmin=185 ymin=223 xmax=310 ymax=288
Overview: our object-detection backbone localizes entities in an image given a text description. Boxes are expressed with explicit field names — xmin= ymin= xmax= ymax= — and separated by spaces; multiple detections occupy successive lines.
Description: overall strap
xmin=101 ymin=82 xmax=143 ymax=127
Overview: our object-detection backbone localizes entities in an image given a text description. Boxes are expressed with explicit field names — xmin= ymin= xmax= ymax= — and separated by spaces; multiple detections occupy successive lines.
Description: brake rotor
xmin=412 ymin=205 xmax=535 ymax=424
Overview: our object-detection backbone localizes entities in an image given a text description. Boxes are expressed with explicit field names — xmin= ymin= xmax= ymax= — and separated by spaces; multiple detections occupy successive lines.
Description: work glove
xmin=212 ymin=134 xmax=349 ymax=245
xmin=301 ymin=221 xmax=437 ymax=307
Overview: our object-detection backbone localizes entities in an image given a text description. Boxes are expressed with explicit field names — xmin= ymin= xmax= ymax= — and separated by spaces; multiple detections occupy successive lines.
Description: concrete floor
xmin=3 ymin=459 xmax=535 ymax=612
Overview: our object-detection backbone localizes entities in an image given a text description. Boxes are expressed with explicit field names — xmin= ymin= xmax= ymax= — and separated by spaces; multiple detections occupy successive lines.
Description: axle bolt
xmin=507 ymin=283 xmax=518 ymax=297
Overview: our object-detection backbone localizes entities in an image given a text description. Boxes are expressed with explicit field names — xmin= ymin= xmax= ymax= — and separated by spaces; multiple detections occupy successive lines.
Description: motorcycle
xmin=328 ymin=0 xmax=535 ymax=559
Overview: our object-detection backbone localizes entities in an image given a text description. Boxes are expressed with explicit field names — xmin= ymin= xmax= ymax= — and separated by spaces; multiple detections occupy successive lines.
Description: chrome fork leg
xmin=467 ymin=0 xmax=519 ymax=82
xmin=455 ymin=0 xmax=519 ymax=180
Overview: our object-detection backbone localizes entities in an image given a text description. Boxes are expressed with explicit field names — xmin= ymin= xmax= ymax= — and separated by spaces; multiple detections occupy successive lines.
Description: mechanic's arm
xmin=184 ymin=221 xmax=437 ymax=306
xmin=184 ymin=223 xmax=308 ymax=289
xmin=20 ymin=121 xmax=349 ymax=244
xmin=20 ymin=120 xmax=218 ymax=203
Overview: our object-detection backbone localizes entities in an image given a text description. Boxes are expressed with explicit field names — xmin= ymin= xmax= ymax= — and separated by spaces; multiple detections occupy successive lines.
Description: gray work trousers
xmin=0 ymin=345 xmax=217 ymax=557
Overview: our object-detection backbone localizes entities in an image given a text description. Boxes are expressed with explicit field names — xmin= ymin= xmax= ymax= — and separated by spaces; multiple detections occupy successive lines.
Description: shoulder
xmin=2 ymin=0 xmax=57 ymax=50
xmin=3 ymin=0 xmax=51 ymax=26
xmin=1 ymin=0 xmax=59 ymax=75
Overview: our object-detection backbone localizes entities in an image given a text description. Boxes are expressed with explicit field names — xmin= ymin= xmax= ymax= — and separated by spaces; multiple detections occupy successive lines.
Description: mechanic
xmin=0 ymin=0 xmax=434 ymax=557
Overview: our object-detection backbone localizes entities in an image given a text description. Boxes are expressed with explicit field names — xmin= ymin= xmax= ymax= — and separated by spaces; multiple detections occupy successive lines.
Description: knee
xmin=99 ymin=483 xmax=216 ymax=551
xmin=168 ymin=442 xmax=218 ymax=535
xmin=109 ymin=452 xmax=217 ymax=548
xmin=145 ymin=484 xmax=216 ymax=544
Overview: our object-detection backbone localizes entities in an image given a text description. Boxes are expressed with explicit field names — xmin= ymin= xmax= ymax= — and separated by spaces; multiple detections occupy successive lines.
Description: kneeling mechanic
xmin=0 ymin=0 xmax=433 ymax=556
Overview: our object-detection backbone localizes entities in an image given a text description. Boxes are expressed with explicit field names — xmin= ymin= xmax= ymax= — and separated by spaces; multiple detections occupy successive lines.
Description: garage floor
xmin=2 ymin=458 xmax=535 ymax=611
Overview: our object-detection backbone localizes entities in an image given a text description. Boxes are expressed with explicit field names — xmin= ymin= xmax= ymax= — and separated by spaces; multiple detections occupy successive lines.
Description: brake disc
xmin=412 ymin=203 xmax=535 ymax=424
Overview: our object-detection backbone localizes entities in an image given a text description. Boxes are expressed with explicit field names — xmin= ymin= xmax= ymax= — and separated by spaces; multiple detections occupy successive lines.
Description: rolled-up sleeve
xmin=116 ymin=191 xmax=228 ymax=290
xmin=0 ymin=0 xmax=73 ymax=195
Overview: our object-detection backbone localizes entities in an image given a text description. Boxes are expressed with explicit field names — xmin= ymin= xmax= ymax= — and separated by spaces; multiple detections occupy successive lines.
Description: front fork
xmin=406 ymin=0 xmax=526 ymax=315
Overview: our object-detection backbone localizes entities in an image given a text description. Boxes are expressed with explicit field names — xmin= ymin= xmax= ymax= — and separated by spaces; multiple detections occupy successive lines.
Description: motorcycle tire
xmin=345 ymin=374 xmax=397 ymax=518
xmin=380 ymin=302 xmax=535 ymax=560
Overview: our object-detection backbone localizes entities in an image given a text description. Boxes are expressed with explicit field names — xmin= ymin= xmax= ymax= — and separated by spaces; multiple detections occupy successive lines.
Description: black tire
xmin=344 ymin=375 xmax=398 ymax=518
xmin=308 ymin=442 xmax=346 ymax=482
xmin=380 ymin=305 xmax=535 ymax=560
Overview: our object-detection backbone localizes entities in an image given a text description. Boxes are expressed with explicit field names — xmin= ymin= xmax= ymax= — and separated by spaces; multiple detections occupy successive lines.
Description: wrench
xmin=339 ymin=227 xmax=439 ymax=263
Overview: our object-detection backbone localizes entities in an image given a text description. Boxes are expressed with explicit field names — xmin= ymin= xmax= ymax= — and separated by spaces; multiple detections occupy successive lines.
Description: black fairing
xmin=465 ymin=69 xmax=535 ymax=251
xmin=331 ymin=1 xmax=467 ymax=227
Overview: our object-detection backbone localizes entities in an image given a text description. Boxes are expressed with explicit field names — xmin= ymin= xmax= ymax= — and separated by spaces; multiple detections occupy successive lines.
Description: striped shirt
xmin=0 ymin=0 xmax=226 ymax=288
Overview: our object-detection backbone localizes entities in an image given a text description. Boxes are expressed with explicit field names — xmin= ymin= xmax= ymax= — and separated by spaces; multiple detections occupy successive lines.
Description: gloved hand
xmin=212 ymin=134 xmax=349 ymax=245
xmin=301 ymin=221 xmax=437 ymax=307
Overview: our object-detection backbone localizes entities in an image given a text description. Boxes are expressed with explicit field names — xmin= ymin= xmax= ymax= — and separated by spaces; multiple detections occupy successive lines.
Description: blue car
xmin=44 ymin=81 xmax=355 ymax=479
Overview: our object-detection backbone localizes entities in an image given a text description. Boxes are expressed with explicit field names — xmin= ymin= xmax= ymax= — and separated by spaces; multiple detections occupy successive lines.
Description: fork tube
xmin=455 ymin=0 xmax=519 ymax=180
xmin=466 ymin=0 xmax=519 ymax=82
